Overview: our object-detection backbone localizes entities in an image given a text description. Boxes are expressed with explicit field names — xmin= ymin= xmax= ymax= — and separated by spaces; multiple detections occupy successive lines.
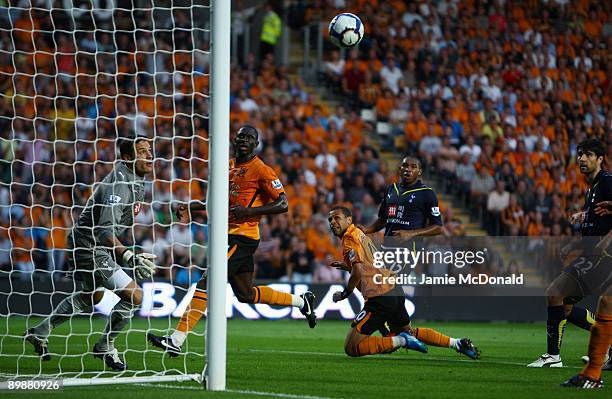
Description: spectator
xmin=487 ymin=180 xmax=511 ymax=235
xmin=286 ymin=239 xmax=315 ymax=283
xmin=470 ymin=167 xmax=495 ymax=213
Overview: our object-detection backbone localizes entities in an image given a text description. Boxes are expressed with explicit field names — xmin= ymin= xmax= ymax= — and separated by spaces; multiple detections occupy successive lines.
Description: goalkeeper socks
xmin=353 ymin=336 xmax=395 ymax=356
xmin=97 ymin=299 xmax=138 ymax=351
xmin=546 ymin=305 xmax=567 ymax=356
xmin=254 ymin=286 xmax=303 ymax=307
xmin=567 ymin=306 xmax=596 ymax=331
xmin=414 ymin=327 xmax=451 ymax=348
xmin=32 ymin=293 xmax=90 ymax=337
xmin=581 ymin=314 xmax=612 ymax=381
xmin=176 ymin=291 xmax=208 ymax=343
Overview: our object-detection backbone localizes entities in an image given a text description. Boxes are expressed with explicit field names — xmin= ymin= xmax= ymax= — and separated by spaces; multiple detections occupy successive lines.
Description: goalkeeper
xmin=25 ymin=135 xmax=157 ymax=371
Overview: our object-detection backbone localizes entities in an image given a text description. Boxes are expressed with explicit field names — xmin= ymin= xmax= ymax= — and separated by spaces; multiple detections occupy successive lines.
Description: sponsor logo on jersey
xmin=431 ymin=206 xmax=440 ymax=217
xmin=108 ymin=195 xmax=122 ymax=204
xmin=388 ymin=205 xmax=397 ymax=217
xmin=271 ymin=179 xmax=283 ymax=189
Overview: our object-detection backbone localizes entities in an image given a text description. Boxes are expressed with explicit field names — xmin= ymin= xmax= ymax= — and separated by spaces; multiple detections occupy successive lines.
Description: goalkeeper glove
xmin=122 ymin=249 xmax=157 ymax=280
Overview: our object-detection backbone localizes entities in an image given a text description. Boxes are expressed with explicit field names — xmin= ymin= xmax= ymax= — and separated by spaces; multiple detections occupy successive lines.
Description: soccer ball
xmin=328 ymin=13 xmax=364 ymax=48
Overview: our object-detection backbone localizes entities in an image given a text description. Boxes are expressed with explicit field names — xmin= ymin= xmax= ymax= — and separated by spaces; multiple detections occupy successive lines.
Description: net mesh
xmin=0 ymin=1 xmax=210 ymax=381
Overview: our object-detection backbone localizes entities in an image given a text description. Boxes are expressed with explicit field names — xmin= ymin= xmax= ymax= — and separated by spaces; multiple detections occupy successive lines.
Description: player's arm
xmin=333 ymin=262 xmax=362 ymax=302
xmin=231 ymin=170 xmax=288 ymax=220
xmin=174 ymin=200 xmax=207 ymax=220
xmin=95 ymin=184 xmax=157 ymax=279
xmin=232 ymin=193 xmax=288 ymax=219
xmin=392 ymin=224 xmax=442 ymax=239
xmin=359 ymin=217 xmax=386 ymax=234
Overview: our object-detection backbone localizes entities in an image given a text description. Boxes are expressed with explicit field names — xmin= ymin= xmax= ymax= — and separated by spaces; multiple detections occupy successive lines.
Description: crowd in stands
xmin=315 ymin=0 xmax=610 ymax=239
xmin=0 ymin=3 xmax=395 ymax=284
xmin=1 ymin=0 xmax=610 ymax=285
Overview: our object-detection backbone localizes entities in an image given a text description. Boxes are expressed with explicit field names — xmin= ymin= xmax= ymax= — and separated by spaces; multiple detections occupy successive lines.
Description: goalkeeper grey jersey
xmin=71 ymin=162 xmax=145 ymax=251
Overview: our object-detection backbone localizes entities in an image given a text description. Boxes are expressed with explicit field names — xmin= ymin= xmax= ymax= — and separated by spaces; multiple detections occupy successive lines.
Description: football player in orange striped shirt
xmin=148 ymin=125 xmax=316 ymax=356
xmin=328 ymin=206 xmax=480 ymax=359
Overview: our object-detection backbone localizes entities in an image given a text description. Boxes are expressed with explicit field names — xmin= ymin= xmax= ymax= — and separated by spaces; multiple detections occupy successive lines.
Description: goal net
xmin=0 ymin=1 xmax=212 ymax=386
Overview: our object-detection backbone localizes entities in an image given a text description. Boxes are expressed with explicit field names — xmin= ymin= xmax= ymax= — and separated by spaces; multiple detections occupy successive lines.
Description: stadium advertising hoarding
xmin=1 ymin=277 xmax=595 ymax=322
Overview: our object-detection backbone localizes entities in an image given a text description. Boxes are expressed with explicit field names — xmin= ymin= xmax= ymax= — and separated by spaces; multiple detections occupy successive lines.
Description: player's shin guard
xmin=547 ymin=305 xmax=567 ymax=356
xmin=582 ymin=314 xmax=612 ymax=381
xmin=174 ymin=290 xmax=208 ymax=346
xmin=254 ymin=286 xmax=301 ymax=307
xmin=413 ymin=328 xmax=451 ymax=347
xmin=351 ymin=336 xmax=395 ymax=357
xmin=31 ymin=293 xmax=90 ymax=337
xmin=97 ymin=299 xmax=140 ymax=351
xmin=568 ymin=306 xmax=596 ymax=331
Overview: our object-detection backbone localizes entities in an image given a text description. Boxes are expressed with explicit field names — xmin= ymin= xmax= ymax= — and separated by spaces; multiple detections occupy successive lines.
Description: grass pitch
xmin=0 ymin=317 xmax=605 ymax=398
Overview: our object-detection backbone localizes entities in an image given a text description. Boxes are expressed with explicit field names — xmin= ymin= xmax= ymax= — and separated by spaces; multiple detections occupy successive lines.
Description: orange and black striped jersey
xmin=229 ymin=156 xmax=285 ymax=240
xmin=342 ymin=224 xmax=395 ymax=300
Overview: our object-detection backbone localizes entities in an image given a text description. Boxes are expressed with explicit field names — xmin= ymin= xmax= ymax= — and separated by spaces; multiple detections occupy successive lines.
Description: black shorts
xmin=562 ymin=251 xmax=612 ymax=298
xmin=227 ymin=234 xmax=259 ymax=275
xmin=351 ymin=287 xmax=410 ymax=335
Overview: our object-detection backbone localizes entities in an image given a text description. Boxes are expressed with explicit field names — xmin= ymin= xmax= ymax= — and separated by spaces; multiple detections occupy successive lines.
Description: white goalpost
xmin=0 ymin=0 xmax=229 ymax=390
xmin=204 ymin=0 xmax=229 ymax=392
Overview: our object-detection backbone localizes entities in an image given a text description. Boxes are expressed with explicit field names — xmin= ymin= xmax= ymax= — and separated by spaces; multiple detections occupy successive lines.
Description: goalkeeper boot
xmin=24 ymin=329 xmax=50 ymax=361
xmin=147 ymin=333 xmax=181 ymax=357
xmin=560 ymin=374 xmax=603 ymax=389
xmin=457 ymin=338 xmax=481 ymax=360
xmin=527 ymin=353 xmax=563 ymax=368
xmin=399 ymin=331 xmax=428 ymax=354
xmin=93 ymin=344 xmax=127 ymax=371
xmin=299 ymin=291 xmax=317 ymax=329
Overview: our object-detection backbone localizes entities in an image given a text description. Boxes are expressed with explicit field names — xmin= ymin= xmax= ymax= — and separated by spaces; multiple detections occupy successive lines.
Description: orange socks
xmin=254 ymin=286 xmax=294 ymax=306
xmin=354 ymin=336 xmax=395 ymax=356
xmin=582 ymin=313 xmax=612 ymax=381
xmin=176 ymin=291 xmax=208 ymax=334
xmin=414 ymin=327 xmax=451 ymax=348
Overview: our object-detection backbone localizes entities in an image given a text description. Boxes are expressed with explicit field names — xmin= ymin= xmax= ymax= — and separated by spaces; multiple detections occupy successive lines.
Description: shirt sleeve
xmin=425 ymin=189 xmax=443 ymax=226
xmin=343 ymin=235 xmax=365 ymax=270
xmin=258 ymin=164 xmax=285 ymax=200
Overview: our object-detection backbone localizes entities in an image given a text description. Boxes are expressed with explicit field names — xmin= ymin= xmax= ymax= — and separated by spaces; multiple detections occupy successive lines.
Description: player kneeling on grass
xmin=24 ymin=135 xmax=157 ymax=371
xmin=328 ymin=206 xmax=480 ymax=359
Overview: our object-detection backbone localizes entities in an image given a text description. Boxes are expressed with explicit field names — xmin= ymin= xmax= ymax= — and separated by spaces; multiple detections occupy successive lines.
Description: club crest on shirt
xmin=431 ymin=206 xmax=440 ymax=217
xmin=271 ymin=179 xmax=283 ymax=189
xmin=388 ymin=205 xmax=397 ymax=217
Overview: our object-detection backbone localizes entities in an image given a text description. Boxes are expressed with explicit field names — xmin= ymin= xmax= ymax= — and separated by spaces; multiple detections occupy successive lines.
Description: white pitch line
xmin=226 ymin=388 xmax=335 ymax=399
xmin=245 ymin=348 xmax=583 ymax=369
xmin=135 ymin=383 xmax=336 ymax=399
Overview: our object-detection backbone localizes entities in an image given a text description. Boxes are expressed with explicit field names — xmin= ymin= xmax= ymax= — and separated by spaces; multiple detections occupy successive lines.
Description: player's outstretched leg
xmin=232 ymin=272 xmax=317 ymax=328
xmin=344 ymin=328 xmax=427 ymax=357
xmin=94 ymin=281 xmax=143 ymax=371
xmin=25 ymin=290 xmax=102 ymax=361
xmin=148 ymin=273 xmax=208 ymax=357
xmin=412 ymin=327 xmax=480 ymax=360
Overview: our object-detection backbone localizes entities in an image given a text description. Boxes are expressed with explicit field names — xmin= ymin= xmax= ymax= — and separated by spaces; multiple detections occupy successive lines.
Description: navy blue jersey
xmin=378 ymin=181 xmax=443 ymax=236
xmin=581 ymin=170 xmax=612 ymax=237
